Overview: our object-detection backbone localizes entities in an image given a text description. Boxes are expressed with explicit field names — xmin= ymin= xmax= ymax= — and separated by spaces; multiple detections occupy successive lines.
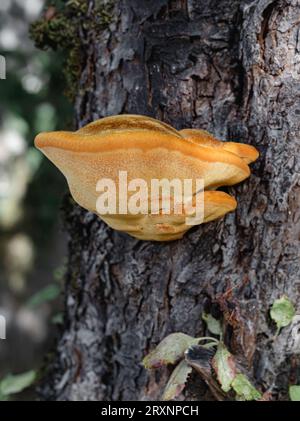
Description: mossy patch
xmin=30 ymin=0 xmax=113 ymax=101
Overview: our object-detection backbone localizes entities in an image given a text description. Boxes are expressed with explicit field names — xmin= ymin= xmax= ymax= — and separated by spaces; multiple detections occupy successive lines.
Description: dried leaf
xmin=143 ymin=333 xmax=199 ymax=369
xmin=212 ymin=342 xmax=236 ymax=392
xmin=186 ymin=345 xmax=227 ymax=401
xmin=232 ymin=374 xmax=262 ymax=401
xmin=270 ymin=296 xmax=295 ymax=330
xmin=258 ymin=391 xmax=273 ymax=401
xmin=185 ymin=345 xmax=215 ymax=371
xmin=289 ymin=385 xmax=300 ymax=401
xmin=162 ymin=360 xmax=192 ymax=401
xmin=202 ymin=313 xmax=222 ymax=336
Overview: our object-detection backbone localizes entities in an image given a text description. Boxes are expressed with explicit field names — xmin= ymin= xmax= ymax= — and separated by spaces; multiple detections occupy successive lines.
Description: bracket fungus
xmin=35 ymin=114 xmax=258 ymax=241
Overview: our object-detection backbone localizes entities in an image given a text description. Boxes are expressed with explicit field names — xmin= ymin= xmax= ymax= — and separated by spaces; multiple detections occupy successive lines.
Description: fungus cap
xmin=180 ymin=129 xmax=259 ymax=164
xmin=35 ymin=114 xmax=258 ymax=241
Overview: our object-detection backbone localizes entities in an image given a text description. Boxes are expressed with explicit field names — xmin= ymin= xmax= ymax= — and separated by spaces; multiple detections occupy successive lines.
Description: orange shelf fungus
xmin=35 ymin=115 xmax=258 ymax=241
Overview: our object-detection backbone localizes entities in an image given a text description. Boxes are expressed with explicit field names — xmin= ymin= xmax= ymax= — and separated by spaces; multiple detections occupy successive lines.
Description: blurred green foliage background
xmin=0 ymin=0 xmax=73 ymax=399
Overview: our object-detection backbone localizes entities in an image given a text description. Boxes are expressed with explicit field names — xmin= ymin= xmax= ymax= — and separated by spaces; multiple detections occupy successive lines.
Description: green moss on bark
xmin=30 ymin=0 xmax=113 ymax=101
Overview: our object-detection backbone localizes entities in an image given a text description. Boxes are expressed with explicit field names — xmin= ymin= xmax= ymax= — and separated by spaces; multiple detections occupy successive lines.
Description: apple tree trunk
xmin=38 ymin=0 xmax=300 ymax=401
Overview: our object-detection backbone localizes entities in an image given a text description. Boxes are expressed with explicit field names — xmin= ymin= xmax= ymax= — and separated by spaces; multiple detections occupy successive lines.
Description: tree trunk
xmin=39 ymin=0 xmax=300 ymax=401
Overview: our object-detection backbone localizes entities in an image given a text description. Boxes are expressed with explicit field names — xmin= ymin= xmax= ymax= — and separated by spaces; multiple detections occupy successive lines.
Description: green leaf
xmin=162 ymin=360 xmax=192 ymax=401
xmin=0 ymin=371 xmax=36 ymax=397
xmin=143 ymin=333 xmax=199 ymax=369
xmin=202 ymin=313 xmax=222 ymax=336
xmin=289 ymin=385 xmax=300 ymax=401
xmin=270 ymin=296 xmax=295 ymax=331
xmin=51 ymin=312 xmax=64 ymax=325
xmin=26 ymin=284 xmax=60 ymax=309
xmin=232 ymin=374 xmax=262 ymax=401
xmin=212 ymin=342 xmax=236 ymax=392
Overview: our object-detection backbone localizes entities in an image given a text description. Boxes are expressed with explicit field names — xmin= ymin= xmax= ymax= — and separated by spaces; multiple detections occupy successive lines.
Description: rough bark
xmin=39 ymin=0 xmax=300 ymax=401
